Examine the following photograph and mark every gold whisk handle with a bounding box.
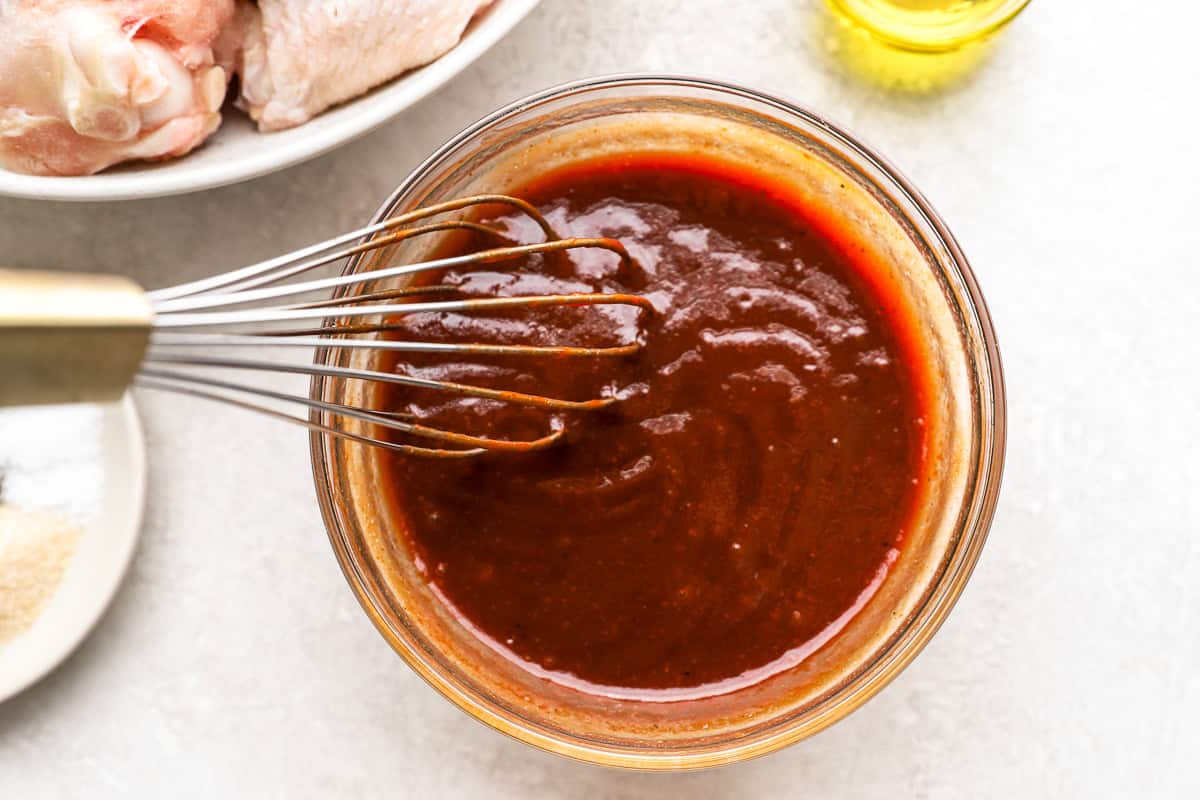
[0,269,152,407]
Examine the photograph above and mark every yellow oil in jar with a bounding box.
[819,0,1027,93]
[825,0,1030,52]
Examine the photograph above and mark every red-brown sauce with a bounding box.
[376,153,930,699]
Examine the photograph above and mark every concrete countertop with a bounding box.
[1,1,1196,796]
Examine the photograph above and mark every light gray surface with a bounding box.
[1,1,1197,796]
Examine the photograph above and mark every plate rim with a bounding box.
[0,0,541,203]
[0,394,147,704]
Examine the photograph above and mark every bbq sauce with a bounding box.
[375,152,930,698]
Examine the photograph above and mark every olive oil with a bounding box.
[825,0,1029,52]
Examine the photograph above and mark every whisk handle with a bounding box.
[0,269,152,407]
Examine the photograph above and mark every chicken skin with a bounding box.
[0,0,235,175]
[236,0,493,131]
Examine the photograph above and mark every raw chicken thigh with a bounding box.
[0,0,235,175]
[236,0,493,131]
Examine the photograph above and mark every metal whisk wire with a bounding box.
[135,195,652,457]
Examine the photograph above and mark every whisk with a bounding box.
[0,195,652,457]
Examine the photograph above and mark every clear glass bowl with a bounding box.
[309,75,1006,770]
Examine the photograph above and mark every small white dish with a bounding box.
[0,0,540,202]
[0,395,146,703]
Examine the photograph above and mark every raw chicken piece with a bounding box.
[0,0,236,176]
[236,0,493,132]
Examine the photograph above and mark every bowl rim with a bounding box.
[309,73,1007,770]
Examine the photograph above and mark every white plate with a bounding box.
[0,0,540,202]
[0,395,146,703]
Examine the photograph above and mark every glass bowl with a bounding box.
[309,75,1006,770]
